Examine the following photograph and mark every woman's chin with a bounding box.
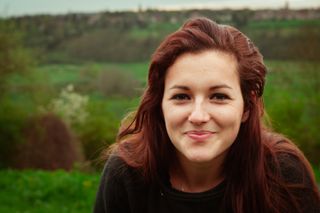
[185,153,215,164]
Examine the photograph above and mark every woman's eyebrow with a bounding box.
[169,84,232,90]
[169,85,190,90]
[209,84,232,90]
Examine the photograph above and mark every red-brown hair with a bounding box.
[111,17,319,212]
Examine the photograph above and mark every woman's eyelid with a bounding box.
[210,92,231,100]
[170,93,191,100]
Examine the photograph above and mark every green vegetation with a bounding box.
[0,169,100,213]
[247,19,320,29]
[2,59,319,167]
[0,21,36,168]
[4,11,319,63]
[264,61,320,164]
[0,166,319,212]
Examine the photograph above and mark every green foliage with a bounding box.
[0,21,34,90]
[245,24,320,61]
[0,169,100,213]
[314,166,320,182]
[77,100,119,167]
[0,99,30,167]
[0,21,37,168]
[100,62,149,84]
[2,59,319,170]
[76,97,139,168]
[247,19,320,29]
[6,10,320,63]
[264,61,320,165]
[63,28,159,63]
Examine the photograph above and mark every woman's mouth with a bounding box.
[186,130,215,141]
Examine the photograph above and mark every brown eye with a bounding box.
[171,94,190,100]
[210,93,229,101]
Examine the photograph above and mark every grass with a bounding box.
[0,169,100,213]
[0,166,319,213]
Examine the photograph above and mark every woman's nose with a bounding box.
[188,102,210,125]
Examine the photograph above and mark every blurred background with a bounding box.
[0,0,319,212]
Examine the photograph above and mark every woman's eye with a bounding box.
[210,93,229,101]
[171,94,190,100]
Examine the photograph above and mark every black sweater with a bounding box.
[93,154,320,213]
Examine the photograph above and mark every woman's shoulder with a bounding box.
[101,152,145,186]
[102,153,134,178]
[94,153,146,212]
[262,131,314,185]
[104,153,127,172]
[275,152,311,185]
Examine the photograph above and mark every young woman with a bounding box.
[93,17,320,213]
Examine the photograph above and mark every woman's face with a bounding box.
[161,50,248,164]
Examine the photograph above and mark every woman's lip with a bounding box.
[185,131,215,141]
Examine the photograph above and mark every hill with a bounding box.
[1,8,320,63]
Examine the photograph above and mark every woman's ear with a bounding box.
[241,110,249,122]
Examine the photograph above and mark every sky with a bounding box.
[0,0,319,17]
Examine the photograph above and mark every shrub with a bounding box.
[13,113,83,170]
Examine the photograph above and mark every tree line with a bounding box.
[1,9,319,64]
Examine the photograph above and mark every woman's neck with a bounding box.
[170,151,227,193]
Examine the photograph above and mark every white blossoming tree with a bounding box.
[42,84,89,127]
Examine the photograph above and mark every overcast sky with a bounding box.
[0,0,319,17]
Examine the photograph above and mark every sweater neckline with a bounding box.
[158,169,226,201]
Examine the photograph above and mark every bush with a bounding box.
[13,113,83,170]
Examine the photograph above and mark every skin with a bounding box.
[161,50,248,192]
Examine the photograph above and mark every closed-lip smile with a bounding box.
[185,130,215,141]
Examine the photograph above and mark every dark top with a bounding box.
[93,154,320,213]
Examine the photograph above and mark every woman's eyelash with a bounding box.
[170,93,230,101]
[210,93,230,100]
[171,94,190,100]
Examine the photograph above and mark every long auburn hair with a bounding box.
[110,17,319,212]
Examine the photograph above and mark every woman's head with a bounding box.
[118,17,267,178]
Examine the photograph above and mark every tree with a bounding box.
[0,20,33,94]
[0,20,35,168]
